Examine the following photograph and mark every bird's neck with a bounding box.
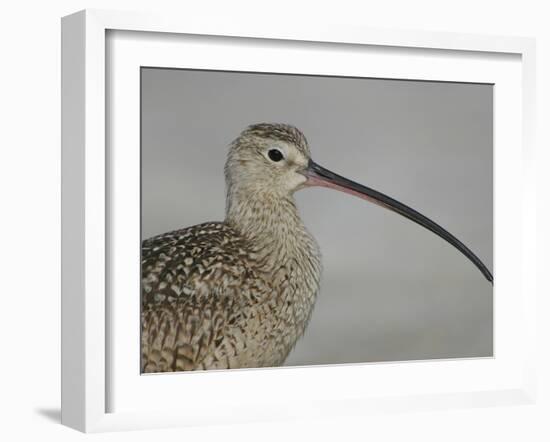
[225,188,321,273]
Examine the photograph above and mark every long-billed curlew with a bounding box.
[141,123,492,373]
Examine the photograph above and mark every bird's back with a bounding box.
[141,221,316,372]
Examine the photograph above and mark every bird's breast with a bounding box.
[242,226,322,363]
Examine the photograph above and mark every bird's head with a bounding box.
[225,123,312,197]
[224,123,493,284]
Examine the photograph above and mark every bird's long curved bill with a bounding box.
[303,160,493,284]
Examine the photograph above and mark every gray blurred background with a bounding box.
[141,68,493,366]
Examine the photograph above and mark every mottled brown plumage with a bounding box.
[141,124,322,372]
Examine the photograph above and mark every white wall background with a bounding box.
[0,1,548,441]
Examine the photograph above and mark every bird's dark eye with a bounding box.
[268,149,284,162]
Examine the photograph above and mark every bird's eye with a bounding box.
[268,149,284,162]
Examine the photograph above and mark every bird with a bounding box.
[141,123,493,373]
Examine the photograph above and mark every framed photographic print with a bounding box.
[61,9,537,432]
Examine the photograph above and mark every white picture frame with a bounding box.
[61,9,537,433]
